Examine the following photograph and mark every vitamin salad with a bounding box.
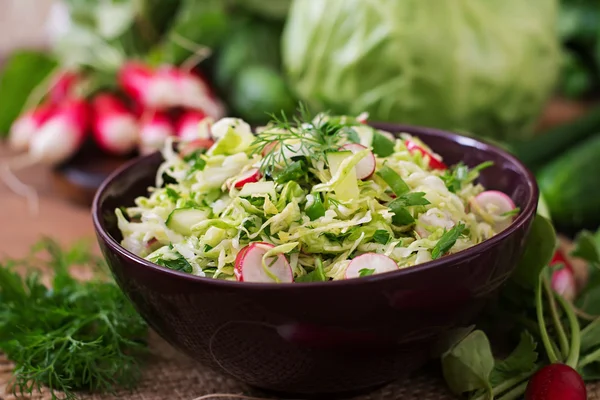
[116,111,519,282]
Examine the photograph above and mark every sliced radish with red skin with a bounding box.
[261,141,279,156]
[525,364,586,400]
[234,245,251,281]
[340,143,376,179]
[231,168,261,189]
[91,93,138,155]
[8,103,56,151]
[405,139,447,170]
[345,253,399,279]
[235,242,293,283]
[179,138,215,158]
[470,190,516,231]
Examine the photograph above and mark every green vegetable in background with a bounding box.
[214,19,283,90]
[0,239,148,399]
[0,51,57,136]
[230,65,296,125]
[233,0,292,21]
[557,0,600,98]
[159,0,231,65]
[283,0,561,141]
[537,134,600,235]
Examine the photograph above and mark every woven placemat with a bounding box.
[2,331,600,400]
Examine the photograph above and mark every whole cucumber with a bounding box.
[537,134,600,234]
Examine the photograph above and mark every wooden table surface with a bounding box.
[0,146,95,258]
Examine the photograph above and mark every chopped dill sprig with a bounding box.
[250,103,363,175]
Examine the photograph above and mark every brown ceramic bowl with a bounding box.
[92,123,538,396]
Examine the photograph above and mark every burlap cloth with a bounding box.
[0,330,599,400]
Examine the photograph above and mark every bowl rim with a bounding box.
[92,122,539,290]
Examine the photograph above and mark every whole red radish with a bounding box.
[525,364,586,400]
[8,103,55,151]
[119,62,178,110]
[49,70,78,104]
[175,109,211,142]
[172,68,225,119]
[29,98,89,165]
[91,93,138,155]
[138,111,174,155]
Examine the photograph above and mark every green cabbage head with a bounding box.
[282,0,561,141]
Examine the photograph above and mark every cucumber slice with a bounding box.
[327,151,359,201]
[166,208,209,235]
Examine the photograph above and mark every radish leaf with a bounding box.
[511,215,556,290]
[571,229,600,265]
[441,330,494,396]
[490,331,538,386]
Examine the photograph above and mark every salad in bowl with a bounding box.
[116,111,519,283]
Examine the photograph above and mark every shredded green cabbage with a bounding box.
[116,113,517,282]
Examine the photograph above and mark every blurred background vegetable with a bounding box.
[282,0,561,142]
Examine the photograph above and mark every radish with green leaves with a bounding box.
[234,242,293,283]
[91,93,138,155]
[138,111,174,155]
[340,143,375,179]
[345,253,399,279]
[8,103,56,152]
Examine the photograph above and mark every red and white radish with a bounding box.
[173,69,225,119]
[8,103,55,151]
[138,111,175,155]
[470,190,516,232]
[231,168,261,189]
[49,70,78,104]
[551,267,577,302]
[340,143,376,179]
[405,139,447,170]
[175,109,211,142]
[179,138,215,158]
[29,98,89,165]
[119,62,178,110]
[525,364,586,400]
[234,242,293,283]
[345,253,399,279]
[91,93,138,155]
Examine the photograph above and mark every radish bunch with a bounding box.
[5,63,224,213]
[7,63,225,163]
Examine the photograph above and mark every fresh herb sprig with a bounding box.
[250,104,362,176]
[0,238,148,400]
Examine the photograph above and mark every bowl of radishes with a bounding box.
[92,117,539,394]
[5,62,224,207]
